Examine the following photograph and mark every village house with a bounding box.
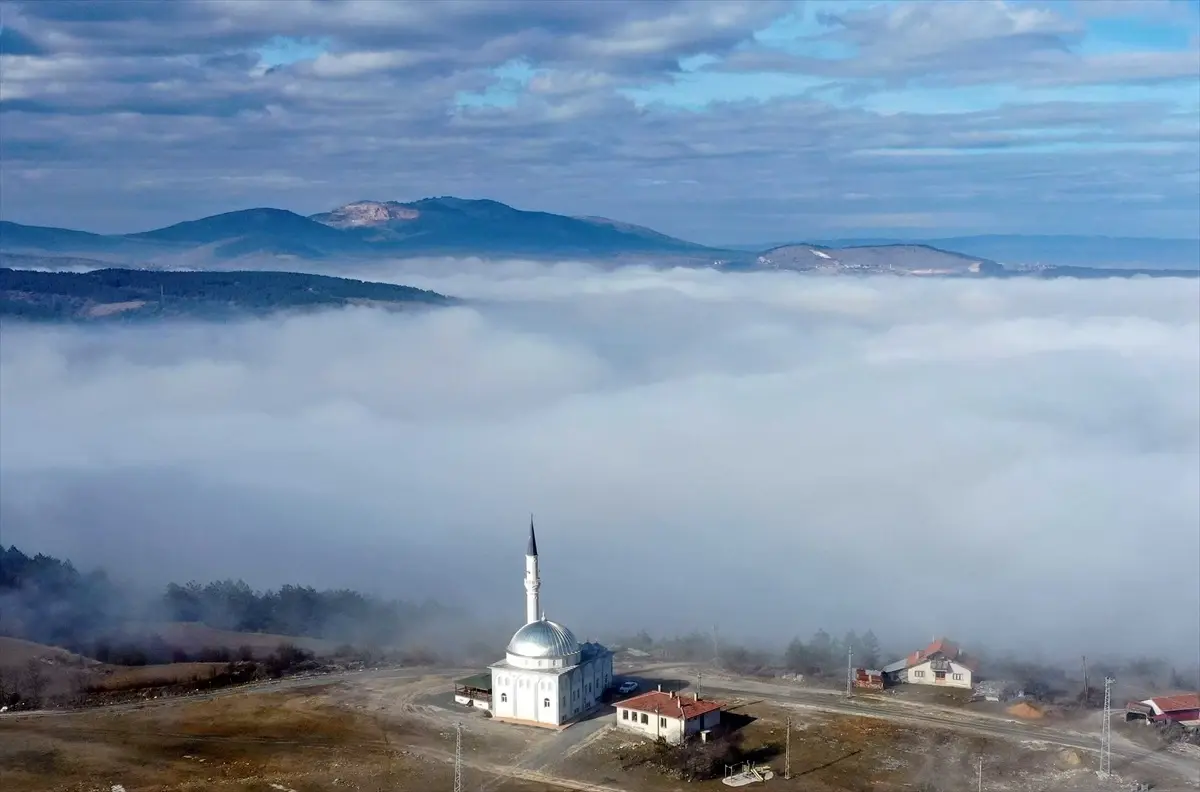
[614,687,723,745]
[882,638,978,689]
[1125,693,1200,727]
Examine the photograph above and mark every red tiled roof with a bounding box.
[618,690,724,721]
[1146,693,1200,713]
[904,637,978,671]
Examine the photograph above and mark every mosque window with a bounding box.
[501,693,508,703]
[543,698,550,708]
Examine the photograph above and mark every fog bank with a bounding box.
[2,263,1197,663]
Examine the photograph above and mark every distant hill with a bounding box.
[746,243,1002,276]
[0,267,452,322]
[0,198,725,265]
[308,196,717,258]
[129,207,366,259]
[799,235,1200,271]
[2,200,1197,275]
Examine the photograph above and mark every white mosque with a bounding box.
[456,519,613,727]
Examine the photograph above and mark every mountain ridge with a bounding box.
[2,198,1197,276]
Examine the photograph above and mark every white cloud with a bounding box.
[1,264,1196,663]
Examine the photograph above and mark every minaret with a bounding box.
[524,515,541,625]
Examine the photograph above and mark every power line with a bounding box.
[1101,676,1115,778]
[453,721,463,792]
[784,715,792,780]
[846,643,854,698]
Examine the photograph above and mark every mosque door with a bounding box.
[517,679,535,721]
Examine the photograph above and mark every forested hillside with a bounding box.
[0,267,452,321]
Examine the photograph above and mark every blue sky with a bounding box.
[0,0,1197,242]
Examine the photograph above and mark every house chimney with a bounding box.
[694,692,699,702]
[657,684,662,692]
[671,690,676,698]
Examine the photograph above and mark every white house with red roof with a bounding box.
[615,687,724,745]
[881,638,978,689]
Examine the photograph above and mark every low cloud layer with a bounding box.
[2,265,1198,663]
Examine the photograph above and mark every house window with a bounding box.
[952,673,963,681]
[543,698,550,708]
[640,713,648,724]
[622,710,629,720]
[659,717,667,728]
[501,693,508,703]
[914,670,925,678]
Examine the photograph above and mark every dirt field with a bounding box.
[5,668,1194,792]
[0,637,252,706]
[565,701,1126,792]
[0,629,358,710]
[0,686,557,792]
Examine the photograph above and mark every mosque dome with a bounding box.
[506,618,580,659]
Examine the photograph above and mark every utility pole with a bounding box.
[453,721,463,792]
[1101,676,1115,777]
[1082,655,1089,705]
[697,669,702,698]
[784,716,792,780]
[846,643,854,698]
[977,755,982,791]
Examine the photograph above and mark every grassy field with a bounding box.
[88,663,232,693]
[0,692,553,792]
[0,626,342,709]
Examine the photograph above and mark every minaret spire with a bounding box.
[524,515,541,625]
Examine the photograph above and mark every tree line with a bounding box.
[615,627,886,678]
[0,545,450,660]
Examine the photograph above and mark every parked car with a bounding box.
[617,680,639,694]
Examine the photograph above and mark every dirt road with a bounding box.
[6,660,1196,788]
[685,672,1198,786]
